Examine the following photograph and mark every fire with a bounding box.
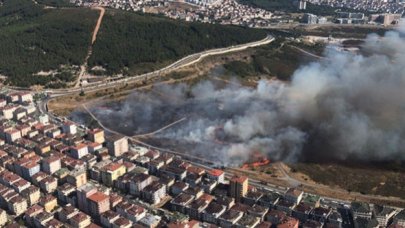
[241,151,271,169]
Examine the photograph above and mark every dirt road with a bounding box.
[91,7,105,45]
[74,7,105,88]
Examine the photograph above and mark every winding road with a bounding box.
[38,35,275,97]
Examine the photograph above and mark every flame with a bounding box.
[241,151,270,169]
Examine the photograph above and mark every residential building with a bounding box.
[88,191,111,218]
[101,210,120,228]
[142,181,166,204]
[298,0,306,9]
[202,202,227,224]
[236,214,261,228]
[351,202,372,219]
[354,217,379,228]
[106,135,128,157]
[39,176,58,193]
[218,209,244,228]
[243,190,264,206]
[70,144,89,159]
[63,122,77,135]
[207,169,225,183]
[171,193,195,214]
[8,195,28,215]
[277,216,299,228]
[0,208,7,227]
[310,206,331,222]
[187,193,213,220]
[21,186,40,206]
[88,128,105,144]
[39,194,57,212]
[67,169,87,188]
[101,162,126,187]
[393,210,405,226]
[112,217,133,228]
[230,175,248,202]
[77,183,97,214]
[129,173,153,196]
[373,204,396,227]
[41,156,61,174]
[70,211,92,228]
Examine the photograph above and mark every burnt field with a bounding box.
[289,162,405,199]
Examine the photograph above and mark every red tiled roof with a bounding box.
[88,191,109,203]
[231,175,248,183]
[208,169,224,177]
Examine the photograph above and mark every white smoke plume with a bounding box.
[85,25,405,165]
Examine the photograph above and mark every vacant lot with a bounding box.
[223,39,321,81]
[269,25,391,39]
[290,163,405,199]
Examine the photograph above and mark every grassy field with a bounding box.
[223,39,321,81]
[290,163,405,199]
[88,9,267,76]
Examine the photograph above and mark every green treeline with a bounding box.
[88,10,267,75]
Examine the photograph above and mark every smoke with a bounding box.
[85,25,405,165]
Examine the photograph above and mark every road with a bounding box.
[8,35,274,97]
[30,31,405,208]
[289,45,324,59]
[74,7,105,88]
[133,117,188,138]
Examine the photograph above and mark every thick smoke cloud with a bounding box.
[86,25,405,165]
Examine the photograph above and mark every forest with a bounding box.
[0,0,266,87]
[88,10,267,75]
[36,0,74,7]
[0,0,97,87]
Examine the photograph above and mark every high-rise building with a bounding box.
[88,191,110,218]
[229,176,248,202]
[302,13,318,24]
[106,135,128,157]
[298,0,306,10]
[88,128,105,144]
[77,183,97,214]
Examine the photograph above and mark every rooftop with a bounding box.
[88,191,109,203]
[373,204,395,216]
[285,188,303,198]
[231,175,248,183]
[351,202,371,213]
[208,169,224,177]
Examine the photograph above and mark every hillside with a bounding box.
[0,0,98,87]
[36,0,74,7]
[0,1,267,87]
[88,10,267,75]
